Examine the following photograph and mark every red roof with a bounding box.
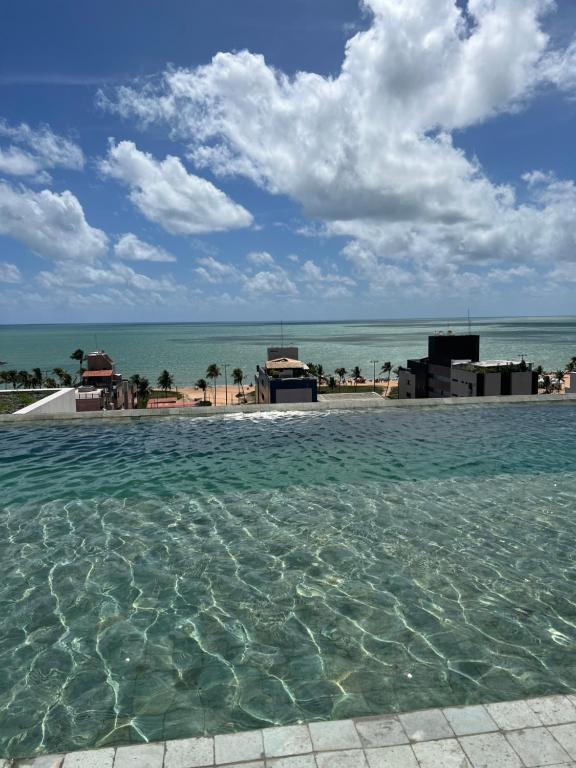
[83,370,114,378]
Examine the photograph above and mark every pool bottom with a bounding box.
[1,470,576,757]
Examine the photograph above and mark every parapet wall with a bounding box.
[0,391,575,424]
[11,388,76,416]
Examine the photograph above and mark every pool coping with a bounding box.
[1,392,575,424]
[10,692,576,766]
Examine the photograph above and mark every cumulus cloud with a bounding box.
[0,261,21,283]
[247,250,275,266]
[114,232,176,262]
[37,261,176,292]
[0,119,84,182]
[540,37,576,94]
[102,0,576,298]
[100,140,253,235]
[0,181,108,262]
[195,255,240,283]
[243,269,298,297]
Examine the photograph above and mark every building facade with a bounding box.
[256,347,318,404]
[398,334,538,399]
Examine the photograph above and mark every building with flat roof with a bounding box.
[78,350,133,410]
[256,347,318,404]
[398,333,538,399]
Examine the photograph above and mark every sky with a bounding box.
[0,0,575,323]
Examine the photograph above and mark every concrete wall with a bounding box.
[510,371,536,395]
[13,388,76,416]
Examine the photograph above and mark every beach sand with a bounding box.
[178,379,398,407]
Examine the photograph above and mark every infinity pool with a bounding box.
[1,404,576,757]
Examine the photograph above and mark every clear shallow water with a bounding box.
[1,404,576,757]
[1,316,575,385]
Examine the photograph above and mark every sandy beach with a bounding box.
[175,379,399,407]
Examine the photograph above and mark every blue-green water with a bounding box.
[1,404,576,757]
[1,316,575,386]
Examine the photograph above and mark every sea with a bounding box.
[1,316,575,387]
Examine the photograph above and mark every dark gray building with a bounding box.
[398,333,538,399]
[256,347,318,404]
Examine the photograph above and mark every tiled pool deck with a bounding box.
[11,694,576,768]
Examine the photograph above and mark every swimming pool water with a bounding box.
[1,404,575,757]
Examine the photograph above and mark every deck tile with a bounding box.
[526,696,576,725]
[62,750,114,768]
[355,715,408,748]
[459,732,523,767]
[548,724,576,759]
[266,756,317,768]
[412,738,472,768]
[443,705,498,736]
[309,720,362,751]
[164,736,214,767]
[399,709,453,742]
[364,745,418,768]
[263,725,313,757]
[315,749,368,768]
[485,700,542,731]
[506,726,570,766]
[115,743,165,768]
[214,731,264,764]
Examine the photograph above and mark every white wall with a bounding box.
[14,388,76,416]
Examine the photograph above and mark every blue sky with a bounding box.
[0,0,575,323]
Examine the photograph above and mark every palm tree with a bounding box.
[195,378,209,404]
[136,377,150,407]
[352,366,362,389]
[157,370,174,397]
[543,374,552,394]
[380,361,392,397]
[130,373,141,388]
[328,375,336,390]
[566,357,576,372]
[70,349,85,380]
[31,368,43,388]
[335,367,347,388]
[306,362,318,380]
[232,368,245,402]
[17,370,33,388]
[555,369,565,393]
[206,363,221,405]
[52,367,72,387]
[316,364,325,385]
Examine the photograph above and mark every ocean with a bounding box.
[1,316,575,387]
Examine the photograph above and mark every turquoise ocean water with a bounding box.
[1,316,575,386]
[1,403,576,757]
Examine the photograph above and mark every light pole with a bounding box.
[223,363,229,405]
[370,360,378,392]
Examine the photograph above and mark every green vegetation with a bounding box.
[0,391,49,414]
[149,389,183,400]
[206,363,221,405]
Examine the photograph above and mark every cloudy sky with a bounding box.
[0,0,575,323]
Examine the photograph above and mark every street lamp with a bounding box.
[370,360,378,392]
[223,363,229,405]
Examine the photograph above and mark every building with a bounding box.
[398,333,538,399]
[256,347,317,404]
[77,350,133,411]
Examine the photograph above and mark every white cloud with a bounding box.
[37,261,177,292]
[104,0,576,298]
[540,37,576,94]
[0,181,108,262]
[100,140,253,235]
[0,261,21,283]
[0,119,84,182]
[243,269,298,297]
[195,255,240,283]
[114,233,176,262]
[247,250,275,266]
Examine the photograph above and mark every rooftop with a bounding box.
[82,369,114,378]
[265,357,308,370]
